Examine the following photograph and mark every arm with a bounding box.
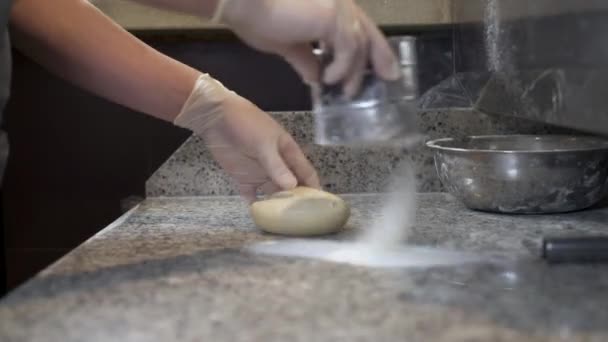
[10,0,200,122]
[9,0,319,199]
[134,0,400,96]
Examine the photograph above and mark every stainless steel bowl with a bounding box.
[426,135,608,214]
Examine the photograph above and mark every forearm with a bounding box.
[10,0,201,122]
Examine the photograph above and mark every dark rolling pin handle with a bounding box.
[542,237,608,264]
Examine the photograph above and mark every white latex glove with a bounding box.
[213,0,400,97]
[174,74,320,203]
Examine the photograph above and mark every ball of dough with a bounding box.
[250,187,350,236]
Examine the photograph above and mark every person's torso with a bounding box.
[0,0,13,182]
[0,0,13,114]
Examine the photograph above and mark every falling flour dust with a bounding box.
[246,159,484,269]
[244,1,519,269]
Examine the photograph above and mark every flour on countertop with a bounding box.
[247,159,485,268]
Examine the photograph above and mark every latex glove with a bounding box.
[174,74,320,203]
[214,0,400,97]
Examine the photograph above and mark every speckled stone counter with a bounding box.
[146,110,571,196]
[1,194,607,341]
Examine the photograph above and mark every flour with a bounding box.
[247,240,482,269]
[246,158,484,269]
[485,0,503,72]
[360,159,417,249]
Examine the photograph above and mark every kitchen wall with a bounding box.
[91,0,453,30]
[92,0,608,30]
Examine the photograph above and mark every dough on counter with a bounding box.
[250,187,350,236]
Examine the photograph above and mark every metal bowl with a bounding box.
[426,135,608,214]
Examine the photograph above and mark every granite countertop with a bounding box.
[1,193,608,341]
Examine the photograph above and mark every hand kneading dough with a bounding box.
[250,187,350,236]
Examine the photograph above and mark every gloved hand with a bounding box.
[213,0,400,97]
[174,74,320,203]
